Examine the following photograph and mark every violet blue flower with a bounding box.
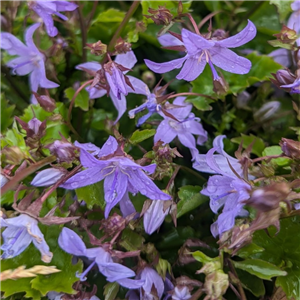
[145,20,256,82]
[196,137,251,237]
[288,0,300,46]
[172,287,191,300]
[127,267,165,300]
[61,136,171,218]
[58,227,144,289]
[76,51,149,123]
[1,23,59,103]
[154,96,207,160]
[29,1,78,37]
[143,200,170,235]
[193,135,243,177]
[31,168,66,187]
[281,77,300,94]
[0,213,53,262]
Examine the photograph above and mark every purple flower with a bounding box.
[58,227,144,289]
[29,1,78,37]
[172,287,191,300]
[193,135,243,177]
[288,0,300,46]
[127,267,165,300]
[281,77,300,94]
[145,20,256,82]
[76,51,149,123]
[61,136,171,218]
[31,168,66,187]
[195,136,251,237]
[0,214,53,262]
[154,96,207,160]
[1,23,59,103]
[143,200,170,235]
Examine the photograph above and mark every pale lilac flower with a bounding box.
[58,227,144,289]
[29,1,78,37]
[281,77,300,94]
[61,136,171,218]
[1,23,59,103]
[0,214,53,262]
[76,51,148,123]
[196,136,251,237]
[193,135,243,177]
[0,174,9,188]
[268,48,291,67]
[31,168,66,186]
[154,97,207,160]
[288,0,300,46]
[145,20,256,81]
[143,200,170,235]
[127,267,165,300]
[172,286,191,300]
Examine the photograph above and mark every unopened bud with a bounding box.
[45,139,77,163]
[86,40,107,56]
[2,146,25,165]
[100,213,126,236]
[141,71,155,88]
[280,138,300,159]
[136,21,147,32]
[236,91,251,109]
[272,69,296,86]
[253,101,280,122]
[145,6,173,25]
[32,92,56,112]
[269,25,298,49]
[114,37,131,54]
[31,168,67,187]
[213,76,229,95]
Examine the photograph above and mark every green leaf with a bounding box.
[1,96,15,133]
[1,225,82,299]
[177,186,208,218]
[104,282,120,300]
[76,182,105,210]
[192,251,215,264]
[270,0,293,22]
[262,146,291,166]
[236,268,266,297]
[187,96,212,111]
[236,243,265,259]
[129,129,156,144]
[1,189,26,206]
[251,217,300,300]
[119,228,145,251]
[64,87,89,112]
[232,258,287,280]
[231,134,265,156]
[94,8,126,23]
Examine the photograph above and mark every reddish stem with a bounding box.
[186,13,201,35]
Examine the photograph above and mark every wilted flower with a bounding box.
[58,227,144,288]
[1,213,53,262]
[61,136,171,218]
[28,0,78,37]
[154,96,208,160]
[1,23,59,103]
[32,91,56,112]
[145,20,256,82]
[46,138,77,163]
[31,168,67,187]
[280,138,300,159]
[145,6,173,25]
[76,51,148,123]
[86,40,107,56]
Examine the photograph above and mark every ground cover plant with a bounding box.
[1,1,300,299]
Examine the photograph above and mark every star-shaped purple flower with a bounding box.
[29,1,78,37]
[154,96,208,160]
[193,136,251,237]
[58,227,144,289]
[76,51,149,123]
[1,23,59,103]
[0,213,53,262]
[61,136,171,218]
[145,20,256,82]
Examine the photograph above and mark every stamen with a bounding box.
[76,260,97,281]
[207,60,220,80]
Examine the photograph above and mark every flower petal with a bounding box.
[7,57,34,76]
[210,47,251,75]
[88,87,107,99]
[114,50,137,71]
[55,1,78,11]
[144,56,187,74]
[98,136,118,157]
[74,141,101,156]
[58,227,87,256]
[176,56,206,81]
[117,278,145,289]
[79,148,107,168]
[0,32,28,56]
[33,6,58,37]
[109,91,127,124]
[216,20,256,48]
[76,62,102,72]
[126,75,150,96]
[119,192,136,217]
[158,33,184,47]
[97,261,135,281]
[154,120,177,144]
[25,23,41,53]
[37,59,60,88]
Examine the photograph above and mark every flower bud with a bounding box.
[145,6,173,25]
[271,25,298,47]
[271,69,296,87]
[141,71,156,88]
[86,40,107,56]
[114,37,131,54]
[45,139,77,163]
[280,138,300,159]
[253,101,281,122]
[32,92,56,112]
[213,76,229,95]
[31,168,67,187]
[100,213,126,236]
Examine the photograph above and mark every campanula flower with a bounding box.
[58,227,144,289]
[61,136,171,218]
[29,0,78,37]
[173,286,192,300]
[145,20,256,82]
[154,96,207,160]
[288,0,300,45]
[1,23,59,103]
[0,213,53,262]
[195,136,251,237]
[281,77,300,94]
[76,51,149,123]
[31,168,66,187]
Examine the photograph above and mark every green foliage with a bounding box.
[1,225,82,299]
[129,129,156,144]
[177,185,208,218]
[262,146,291,166]
[1,96,15,133]
[231,134,265,156]
[120,228,145,251]
[104,282,120,300]
[65,87,90,112]
[76,182,105,210]
[270,0,293,22]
